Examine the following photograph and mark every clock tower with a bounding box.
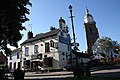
[84,8,99,57]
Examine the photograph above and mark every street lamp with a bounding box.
[69,5,78,77]
[69,5,76,46]
[20,49,23,70]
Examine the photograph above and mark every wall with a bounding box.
[8,51,20,70]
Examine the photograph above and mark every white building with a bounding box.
[7,48,21,70]
[20,17,71,71]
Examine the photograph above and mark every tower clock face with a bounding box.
[84,15,94,23]
[88,16,94,22]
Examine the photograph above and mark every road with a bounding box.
[91,68,120,78]
[7,68,120,79]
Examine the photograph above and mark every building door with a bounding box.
[32,61,39,71]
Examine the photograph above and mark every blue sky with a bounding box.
[18,0,120,51]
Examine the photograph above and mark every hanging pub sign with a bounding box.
[59,35,70,44]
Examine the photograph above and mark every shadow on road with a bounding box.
[92,70,120,78]
[23,77,70,80]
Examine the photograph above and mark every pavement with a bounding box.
[25,71,73,77]
[24,71,73,79]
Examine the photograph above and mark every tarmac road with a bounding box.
[25,68,120,79]
[91,68,120,78]
[7,66,120,80]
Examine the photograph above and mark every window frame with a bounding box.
[50,40,54,47]
[34,45,38,53]
[25,47,29,56]
[17,52,19,59]
[10,55,12,60]
[45,42,50,52]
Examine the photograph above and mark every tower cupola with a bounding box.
[84,8,95,23]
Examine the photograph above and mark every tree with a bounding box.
[0,0,31,55]
[112,40,120,46]
[93,37,113,61]
[93,36,120,62]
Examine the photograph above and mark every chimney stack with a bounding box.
[59,17,66,29]
[27,31,33,39]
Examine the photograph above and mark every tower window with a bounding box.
[89,27,92,34]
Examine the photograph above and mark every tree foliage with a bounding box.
[112,40,120,46]
[0,0,31,55]
[93,36,120,60]
[97,37,113,54]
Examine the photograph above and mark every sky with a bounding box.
[16,0,120,52]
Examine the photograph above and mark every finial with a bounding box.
[69,5,72,9]
[60,17,62,19]
[86,6,89,14]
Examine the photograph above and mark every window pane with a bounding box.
[10,62,12,69]
[17,52,19,59]
[55,42,58,49]
[34,45,38,53]
[50,40,54,47]
[45,43,50,52]
[25,47,29,56]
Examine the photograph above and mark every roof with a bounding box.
[21,29,60,45]
[0,52,8,63]
[12,48,21,52]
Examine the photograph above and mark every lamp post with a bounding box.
[69,5,78,77]
[69,5,76,46]
[20,49,23,70]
